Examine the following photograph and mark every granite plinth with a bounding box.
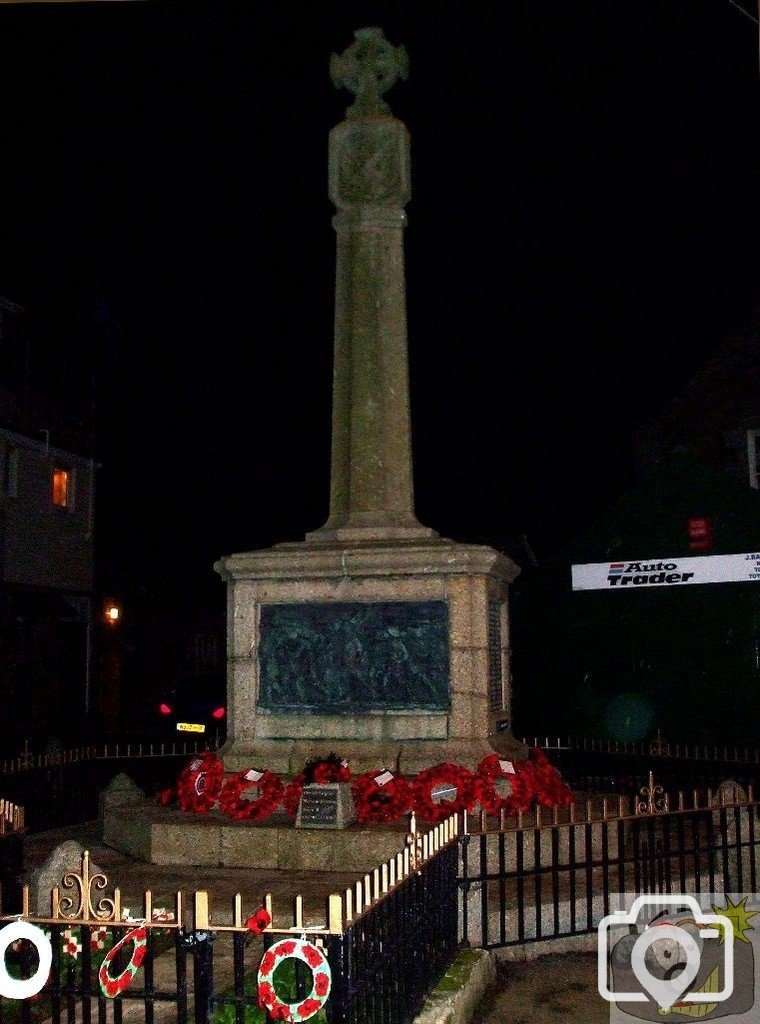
[103,802,412,874]
[216,537,524,774]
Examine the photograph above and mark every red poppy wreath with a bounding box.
[219,769,284,822]
[176,751,224,814]
[351,769,412,825]
[411,762,476,822]
[473,754,536,815]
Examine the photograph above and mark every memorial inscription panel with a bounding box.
[298,786,339,827]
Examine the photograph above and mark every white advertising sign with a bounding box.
[571,552,760,591]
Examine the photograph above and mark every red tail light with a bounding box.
[211,706,226,720]
[159,703,172,715]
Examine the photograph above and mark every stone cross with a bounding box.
[309,28,433,543]
[330,27,409,120]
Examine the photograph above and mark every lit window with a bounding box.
[52,467,71,508]
[748,430,760,490]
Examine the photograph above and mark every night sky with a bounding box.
[0,1,758,612]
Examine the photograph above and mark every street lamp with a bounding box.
[103,601,121,626]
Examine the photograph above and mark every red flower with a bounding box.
[259,950,276,976]
[269,1005,292,1021]
[257,980,276,1008]
[297,997,322,1017]
[301,943,324,968]
[116,973,132,994]
[283,773,306,817]
[314,971,330,997]
[301,753,351,785]
[274,940,297,956]
[524,748,574,807]
[245,908,271,935]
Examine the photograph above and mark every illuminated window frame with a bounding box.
[52,466,74,510]
[748,430,760,490]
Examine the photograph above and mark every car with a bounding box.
[155,674,227,747]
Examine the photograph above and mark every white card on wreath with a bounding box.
[374,771,394,787]
[189,759,203,772]
[499,759,516,774]
[245,769,263,782]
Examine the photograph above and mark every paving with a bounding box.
[474,951,611,1024]
[20,820,364,928]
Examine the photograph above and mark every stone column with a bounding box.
[308,27,434,544]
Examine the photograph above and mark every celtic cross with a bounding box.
[330,27,409,119]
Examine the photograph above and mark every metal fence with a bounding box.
[522,733,760,801]
[0,741,210,833]
[0,815,459,1024]
[459,781,760,950]
[0,798,23,925]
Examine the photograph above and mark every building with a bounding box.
[0,297,97,750]
[633,305,760,489]
[511,312,760,747]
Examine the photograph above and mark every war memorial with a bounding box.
[104,28,529,870]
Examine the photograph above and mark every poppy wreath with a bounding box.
[98,926,148,998]
[257,937,332,1022]
[282,753,351,818]
[472,754,536,815]
[351,769,413,825]
[219,769,284,822]
[411,762,476,822]
[176,751,225,813]
[524,747,574,807]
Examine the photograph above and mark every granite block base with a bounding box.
[102,802,412,874]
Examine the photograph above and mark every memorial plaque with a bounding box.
[259,601,449,712]
[295,782,356,829]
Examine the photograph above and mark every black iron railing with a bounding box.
[0,742,211,832]
[319,838,459,1023]
[522,734,760,801]
[0,817,460,1024]
[459,792,760,949]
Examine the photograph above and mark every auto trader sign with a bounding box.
[571,552,760,591]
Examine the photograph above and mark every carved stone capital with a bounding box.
[329,118,411,209]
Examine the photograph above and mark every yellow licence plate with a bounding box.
[177,723,206,733]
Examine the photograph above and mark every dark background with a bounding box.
[0,0,758,616]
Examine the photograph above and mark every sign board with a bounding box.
[572,552,760,592]
[295,783,356,829]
